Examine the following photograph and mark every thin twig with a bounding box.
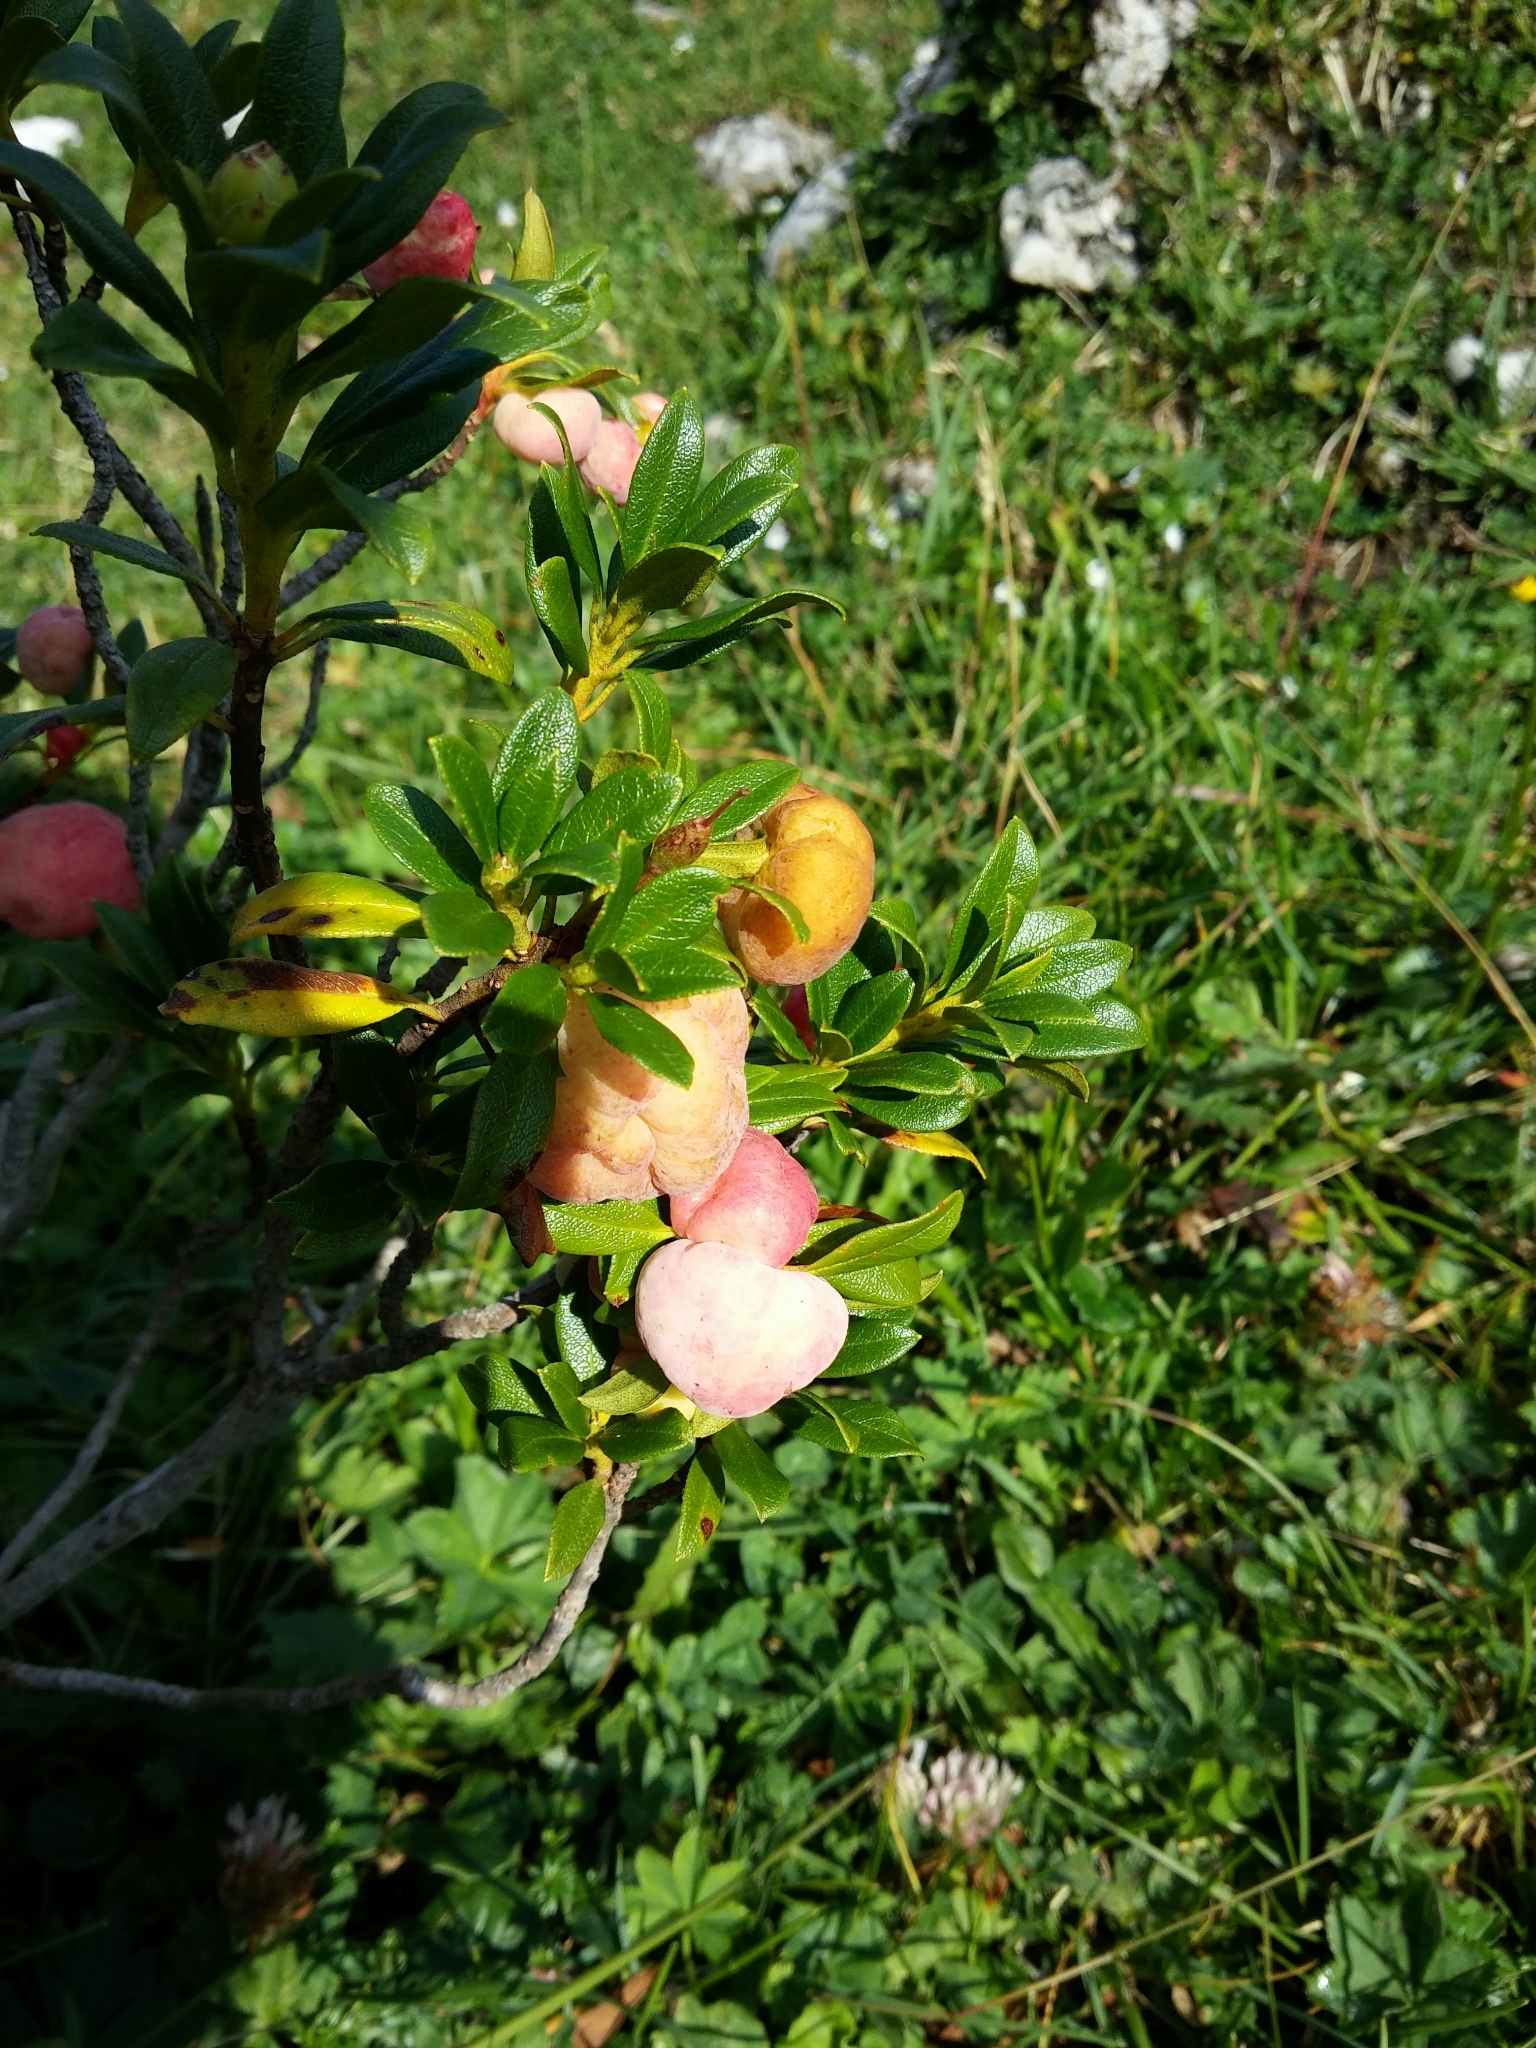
[155,718,230,863]
[0,996,81,1043]
[218,486,243,611]
[126,761,155,885]
[195,476,218,582]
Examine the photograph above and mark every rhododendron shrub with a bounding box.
[0,0,1144,1713]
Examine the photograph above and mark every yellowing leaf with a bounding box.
[160,959,438,1037]
[230,872,423,943]
[882,1128,986,1176]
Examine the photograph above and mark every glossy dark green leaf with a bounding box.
[485,964,566,1056]
[116,0,225,180]
[834,969,913,1054]
[278,276,479,403]
[544,766,682,857]
[585,991,694,1087]
[713,1422,790,1520]
[527,551,588,675]
[420,889,516,959]
[426,734,497,861]
[625,669,673,762]
[743,1061,847,1135]
[297,599,513,685]
[682,443,801,566]
[332,1029,417,1157]
[248,0,344,184]
[845,1051,971,1097]
[459,1352,546,1420]
[541,1199,672,1255]
[1027,1001,1146,1060]
[631,589,842,671]
[0,141,191,340]
[582,836,646,957]
[938,818,1040,993]
[94,902,177,997]
[316,467,432,584]
[388,1160,457,1226]
[807,1192,964,1276]
[622,389,705,563]
[824,1258,930,1311]
[31,939,169,1038]
[677,1445,726,1561]
[554,1293,610,1384]
[500,1414,584,1472]
[671,760,801,838]
[612,543,722,616]
[185,233,332,347]
[546,1477,606,1580]
[580,1354,669,1416]
[528,449,603,598]
[34,515,216,593]
[612,867,733,951]
[595,941,740,1004]
[839,1086,975,1133]
[330,84,507,281]
[271,1159,398,1232]
[832,1319,920,1377]
[454,1048,557,1209]
[364,782,482,891]
[126,640,235,762]
[494,688,580,862]
[595,1407,694,1463]
[31,299,235,443]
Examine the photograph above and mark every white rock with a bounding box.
[999,157,1138,294]
[1497,349,1536,418]
[1085,557,1110,590]
[1163,522,1186,552]
[830,39,883,94]
[1084,0,1198,125]
[13,115,82,158]
[1444,335,1483,385]
[761,156,855,281]
[694,112,839,215]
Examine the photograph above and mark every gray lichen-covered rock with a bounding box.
[1084,0,1199,126]
[693,113,840,215]
[761,156,856,282]
[999,158,1139,294]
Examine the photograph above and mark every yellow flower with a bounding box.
[1511,574,1536,603]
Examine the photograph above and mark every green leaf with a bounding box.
[585,991,694,1087]
[31,939,169,1038]
[835,970,913,1053]
[528,451,603,600]
[0,140,191,341]
[332,1029,417,1157]
[459,1352,546,1420]
[623,389,705,562]
[271,1159,398,1233]
[494,688,580,863]
[145,853,228,977]
[185,233,332,348]
[939,819,1041,993]
[677,1445,725,1561]
[580,1354,669,1416]
[501,1414,584,1472]
[839,1086,976,1134]
[277,276,480,403]
[33,516,215,593]
[807,1191,964,1276]
[116,0,224,180]
[541,1200,672,1255]
[544,766,682,857]
[485,964,566,1056]
[745,1061,847,1134]
[427,734,497,861]
[1027,1001,1146,1060]
[388,1160,457,1225]
[420,888,516,959]
[582,836,646,958]
[554,1294,609,1384]
[598,1243,647,1307]
[824,1258,930,1312]
[595,1407,694,1463]
[454,1048,557,1210]
[94,901,177,996]
[264,164,383,246]
[713,1423,791,1520]
[1013,1056,1091,1102]
[631,590,842,671]
[528,551,589,675]
[316,467,432,584]
[612,867,734,950]
[542,1352,593,1436]
[833,1319,920,1377]
[1029,940,1134,1001]
[595,941,740,1004]
[845,1401,923,1457]
[671,761,802,839]
[682,444,801,566]
[524,843,620,893]
[625,670,673,761]
[752,988,811,1063]
[299,599,513,686]
[0,694,125,762]
[248,0,344,185]
[30,300,235,443]
[1002,906,1098,962]
[546,1477,606,1579]
[364,782,482,891]
[140,1069,231,1131]
[613,543,722,616]
[844,1051,971,1097]
[126,640,236,762]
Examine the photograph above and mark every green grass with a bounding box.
[3,2,1536,2045]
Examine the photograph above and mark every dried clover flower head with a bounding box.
[891,1740,1022,1851]
[219,1794,317,1946]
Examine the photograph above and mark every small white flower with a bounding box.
[1162,522,1186,553]
[991,579,1025,619]
[762,518,791,553]
[671,28,695,54]
[919,1748,1023,1850]
[1332,1070,1367,1100]
[1279,673,1300,700]
[496,199,520,229]
[1120,465,1142,487]
[1085,557,1110,591]
[865,521,892,552]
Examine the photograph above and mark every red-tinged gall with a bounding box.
[206,142,298,245]
[16,605,92,696]
[0,801,139,939]
[578,418,642,504]
[634,391,668,427]
[492,387,602,466]
[634,1239,849,1419]
[363,189,479,292]
[44,724,87,767]
[669,1126,820,1266]
[781,985,816,1053]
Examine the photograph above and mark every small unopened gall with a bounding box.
[0,801,139,939]
[16,605,92,696]
[206,142,297,244]
[492,387,602,466]
[635,1239,848,1419]
[44,723,87,767]
[362,189,479,293]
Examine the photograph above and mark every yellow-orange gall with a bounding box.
[718,783,874,986]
